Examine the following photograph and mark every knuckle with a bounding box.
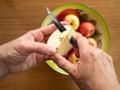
[87,48,103,61]
[59,62,66,69]
[105,53,113,64]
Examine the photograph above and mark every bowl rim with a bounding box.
[41,3,109,75]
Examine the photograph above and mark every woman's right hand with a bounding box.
[53,36,120,90]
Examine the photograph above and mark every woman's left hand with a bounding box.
[0,21,68,78]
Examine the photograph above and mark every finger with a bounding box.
[77,36,89,54]
[53,54,76,74]
[27,42,56,55]
[40,21,69,36]
[30,24,57,42]
[30,21,69,41]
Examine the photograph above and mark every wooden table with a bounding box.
[0,0,120,90]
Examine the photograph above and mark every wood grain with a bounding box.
[0,0,120,90]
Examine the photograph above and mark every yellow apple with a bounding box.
[64,14,80,31]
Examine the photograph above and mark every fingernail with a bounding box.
[49,47,56,55]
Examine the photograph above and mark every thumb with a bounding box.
[28,42,56,55]
[53,53,75,74]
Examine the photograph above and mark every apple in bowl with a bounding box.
[64,14,80,31]
[79,21,95,38]
[56,8,80,31]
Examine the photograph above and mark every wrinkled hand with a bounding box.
[53,37,120,90]
[0,22,68,78]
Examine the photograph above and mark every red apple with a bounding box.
[88,38,97,48]
[56,8,80,21]
[64,14,80,31]
[79,22,95,38]
[67,49,78,64]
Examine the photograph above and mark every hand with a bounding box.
[0,21,68,78]
[53,36,120,90]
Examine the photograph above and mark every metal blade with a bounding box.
[46,7,66,32]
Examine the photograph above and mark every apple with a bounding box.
[47,25,76,56]
[56,8,80,21]
[88,38,97,48]
[67,49,78,64]
[64,14,80,31]
[79,22,95,38]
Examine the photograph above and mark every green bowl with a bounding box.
[41,3,109,75]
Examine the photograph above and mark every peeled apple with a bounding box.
[47,25,75,56]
